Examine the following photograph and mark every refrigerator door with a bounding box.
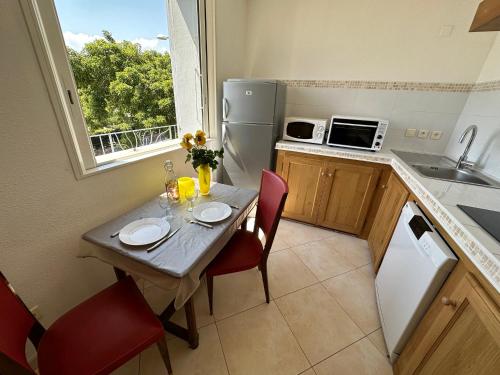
[223,81,277,124]
[222,122,275,190]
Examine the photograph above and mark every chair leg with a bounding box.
[260,263,270,303]
[207,275,214,316]
[157,335,173,374]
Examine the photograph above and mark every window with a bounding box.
[20,0,208,177]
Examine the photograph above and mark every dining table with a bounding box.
[79,182,258,349]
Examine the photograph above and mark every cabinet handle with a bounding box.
[380,184,387,189]
[441,297,457,307]
[321,172,326,176]
[328,173,333,177]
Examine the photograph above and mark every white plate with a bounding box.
[192,202,232,223]
[119,218,170,246]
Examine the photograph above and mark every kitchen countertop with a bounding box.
[276,140,500,293]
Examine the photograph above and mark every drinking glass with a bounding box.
[159,193,173,220]
[185,188,199,212]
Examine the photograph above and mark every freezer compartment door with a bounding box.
[222,122,275,190]
[223,81,277,124]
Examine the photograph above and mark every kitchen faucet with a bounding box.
[455,125,478,169]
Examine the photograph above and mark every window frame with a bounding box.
[19,0,210,179]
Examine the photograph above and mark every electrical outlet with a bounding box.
[418,129,430,139]
[431,131,443,140]
[30,305,42,320]
[405,128,417,137]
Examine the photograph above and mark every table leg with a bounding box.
[184,297,199,349]
[158,297,199,349]
[241,217,248,231]
[113,267,127,280]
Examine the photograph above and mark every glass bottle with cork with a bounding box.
[164,160,179,202]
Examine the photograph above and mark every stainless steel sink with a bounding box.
[392,150,500,189]
[411,165,494,186]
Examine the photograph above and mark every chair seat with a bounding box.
[207,230,263,276]
[37,277,164,375]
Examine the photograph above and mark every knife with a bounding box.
[146,227,181,252]
[189,220,214,229]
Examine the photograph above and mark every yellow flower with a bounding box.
[180,133,194,150]
[180,140,192,150]
[194,130,206,146]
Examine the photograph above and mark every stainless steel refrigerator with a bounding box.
[222,79,286,190]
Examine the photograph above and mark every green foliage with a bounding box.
[67,30,175,135]
[186,147,224,171]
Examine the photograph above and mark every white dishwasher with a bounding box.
[375,201,457,363]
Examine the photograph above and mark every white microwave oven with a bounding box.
[282,117,327,144]
[326,115,389,151]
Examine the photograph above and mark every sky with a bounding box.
[54,0,170,52]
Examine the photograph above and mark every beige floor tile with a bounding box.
[322,265,380,334]
[300,369,316,375]
[111,355,140,375]
[217,302,310,375]
[324,233,372,267]
[314,337,392,375]
[268,249,319,298]
[140,324,228,375]
[277,220,336,248]
[142,280,215,330]
[275,284,364,365]
[368,329,389,357]
[292,241,357,281]
[211,268,268,320]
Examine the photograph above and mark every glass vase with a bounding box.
[198,164,211,195]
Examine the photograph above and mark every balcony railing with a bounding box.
[89,125,178,156]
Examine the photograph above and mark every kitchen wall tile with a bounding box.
[416,92,469,114]
[352,89,397,118]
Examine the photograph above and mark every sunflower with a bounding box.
[194,130,206,146]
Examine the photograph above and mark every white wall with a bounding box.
[214,0,247,127]
[0,1,194,327]
[236,0,498,154]
[445,34,500,179]
[244,0,495,82]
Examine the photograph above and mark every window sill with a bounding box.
[76,138,215,179]
[79,140,183,179]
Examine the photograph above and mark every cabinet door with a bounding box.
[420,274,500,374]
[279,154,327,223]
[368,172,409,271]
[396,264,500,375]
[317,161,381,234]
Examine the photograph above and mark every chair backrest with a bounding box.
[0,272,42,375]
[254,169,288,256]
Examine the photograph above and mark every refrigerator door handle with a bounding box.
[223,98,229,120]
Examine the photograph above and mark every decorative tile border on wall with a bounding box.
[471,80,500,92]
[282,79,500,93]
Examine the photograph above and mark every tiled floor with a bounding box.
[113,219,392,375]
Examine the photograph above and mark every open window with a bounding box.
[20,0,208,177]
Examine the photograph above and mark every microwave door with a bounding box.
[286,121,315,140]
[329,124,377,149]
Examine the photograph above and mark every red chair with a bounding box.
[206,169,288,314]
[0,272,172,375]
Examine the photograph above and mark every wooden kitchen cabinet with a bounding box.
[368,172,409,271]
[276,151,382,234]
[395,262,500,375]
[278,153,327,224]
[316,161,381,234]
